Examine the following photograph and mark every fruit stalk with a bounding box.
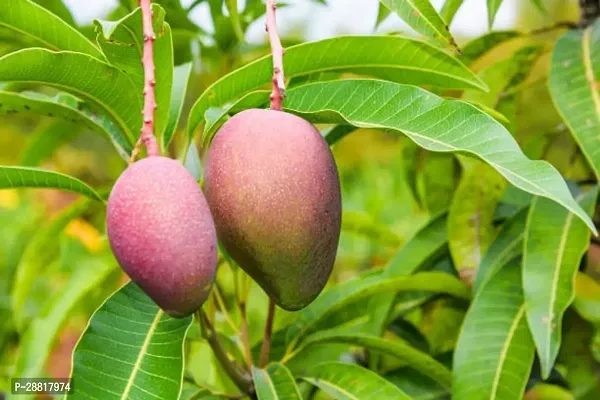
[266,0,285,110]
[197,310,254,393]
[130,0,159,163]
[259,298,276,367]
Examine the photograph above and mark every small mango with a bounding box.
[107,156,217,317]
[204,109,342,311]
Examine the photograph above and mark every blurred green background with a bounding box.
[0,0,587,393]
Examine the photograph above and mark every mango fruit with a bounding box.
[107,156,217,317]
[204,109,342,310]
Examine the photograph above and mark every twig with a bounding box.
[528,21,578,35]
[196,310,254,394]
[265,0,285,110]
[259,298,276,367]
[239,301,254,367]
[130,0,159,164]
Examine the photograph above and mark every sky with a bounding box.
[62,0,519,44]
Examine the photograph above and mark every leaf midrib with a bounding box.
[489,305,526,400]
[386,0,451,43]
[545,209,574,365]
[305,377,359,400]
[282,100,595,233]
[13,78,137,143]
[121,310,163,399]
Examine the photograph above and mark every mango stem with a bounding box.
[259,298,276,367]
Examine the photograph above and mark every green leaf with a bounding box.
[440,0,465,26]
[473,207,527,293]
[183,142,203,181]
[252,363,302,400]
[453,259,534,400]
[281,79,596,233]
[94,4,173,140]
[460,31,520,65]
[380,0,457,50]
[523,186,598,378]
[367,212,448,338]
[31,0,77,27]
[573,272,600,323]
[19,120,80,167]
[413,151,458,213]
[202,90,270,141]
[375,2,392,28]
[487,0,504,28]
[13,243,117,382]
[448,156,506,282]
[1,90,133,158]
[190,35,487,142]
[384,368,448,400]
[11,198,93,330]
[302,362,411,400]
[559,311,600,399]
[549,21,600,180]
[286,271,469,347]
[525,384,572,400]
[68,282,193,400]
[294,331,452,388]
[530,0,546,14]
[0,48,142,144]
[0,166,103,201]
[324,125,358,146]
[462,45,543,108]
[0,0,102,58]
[342,211,402,247]
[164,62,193,150]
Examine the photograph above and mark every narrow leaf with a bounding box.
[11,198,92,330]
[19,120,80,167]
[0,90,133,158]
[367,212,448,337]
[523,186,598,378]
[282,80,596,233]
[0,0,102,58]
[203,90,270,141]
[164,62,193,149]
[380,0,457,49]
[0,166,103,201]
[460,31,520,65]
[252,363,302,400]
[549,21,600,180]
[440,0,465,25]
[324,125,357,146]
[342,211,402,247]
[190,35,487,142]
[31,0,77,27]
[385,368,448,400]
[375,2,392,28]
[295,331,452,388]
[94,4,173,139]
[448,156,506,282]
[0,49,142,143]
[573,271,600,323]
[302,362,411,400]
[487,0,504,28]
[13,244,117,381]
[473,206,528,293]
[454,259,535,400]
[530,0,546,14]
[286,272,469,347]
[68,282,193,400]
